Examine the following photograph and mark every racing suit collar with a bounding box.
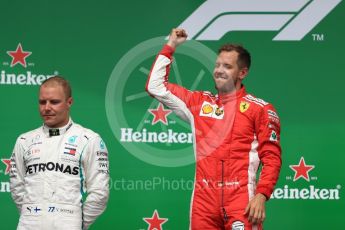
[218,85,246,104]
[43,118,74,137]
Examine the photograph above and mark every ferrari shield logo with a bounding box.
[239,101,250,113]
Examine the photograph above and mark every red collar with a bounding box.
[218,86,246,104]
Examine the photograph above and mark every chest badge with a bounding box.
[201,104,213,114]
[215,107,224,116]
[240,101,250,113]
[199,101,224,119]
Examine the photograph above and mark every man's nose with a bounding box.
[215,66,224,74]
[44,102,51,111]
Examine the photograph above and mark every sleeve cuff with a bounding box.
[160,44,175,58]
[256,186,273,201]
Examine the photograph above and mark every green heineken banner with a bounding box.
[1,0,344,229]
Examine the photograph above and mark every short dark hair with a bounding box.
[41,76,72,98]
[218,44,251,69]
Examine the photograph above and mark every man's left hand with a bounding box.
[244,193,267,224]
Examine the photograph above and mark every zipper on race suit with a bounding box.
[221,160,229,222]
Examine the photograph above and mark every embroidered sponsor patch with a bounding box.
[270,130,278,142]
[244,95,268,106]
[64,147,76,155]
[239,101,250,113]
[199,101,224,119]
[232,220,245,230]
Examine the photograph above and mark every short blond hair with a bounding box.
[41,76,72,99]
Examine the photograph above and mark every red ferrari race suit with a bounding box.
[146,45,282,230]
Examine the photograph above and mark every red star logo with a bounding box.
[1,158,11,175]
[7,43,32,67]
[148,103,172,125]
[289,157,315,181]
[143,210,168,230]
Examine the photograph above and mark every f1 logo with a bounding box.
[176,0,342,41]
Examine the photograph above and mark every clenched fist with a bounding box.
[167,28,188,49]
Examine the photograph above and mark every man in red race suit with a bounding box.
[146,28,282,230]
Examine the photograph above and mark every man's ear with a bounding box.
[67,97,73,108]
[239,68,248,80]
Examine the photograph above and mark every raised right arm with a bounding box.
[146,29,195,122]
